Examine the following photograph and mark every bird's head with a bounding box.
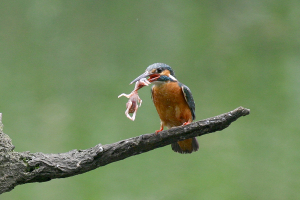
[130,63,177,85]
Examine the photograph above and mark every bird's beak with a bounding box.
[130,71,151,85]
[130,71,161,85]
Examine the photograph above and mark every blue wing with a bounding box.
[179,83,196,120]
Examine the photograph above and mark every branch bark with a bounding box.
[0,107,250,194]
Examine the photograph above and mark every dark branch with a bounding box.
[0,107,250,194]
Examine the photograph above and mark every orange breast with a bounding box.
[152,82,192,128]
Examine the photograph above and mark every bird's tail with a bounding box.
[171,137,199,154]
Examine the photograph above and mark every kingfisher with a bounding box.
[130,63,199,154]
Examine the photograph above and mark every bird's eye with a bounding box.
[156,68,162,73]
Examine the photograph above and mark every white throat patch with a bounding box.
[169,75,177,81]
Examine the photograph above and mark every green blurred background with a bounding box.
[1,0,299,199]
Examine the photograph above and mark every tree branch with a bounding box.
[0,107,250,194]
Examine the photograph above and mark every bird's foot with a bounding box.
[182,121,191,126]
[155,126,164,135]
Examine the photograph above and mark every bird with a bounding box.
[130,63,199,154]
